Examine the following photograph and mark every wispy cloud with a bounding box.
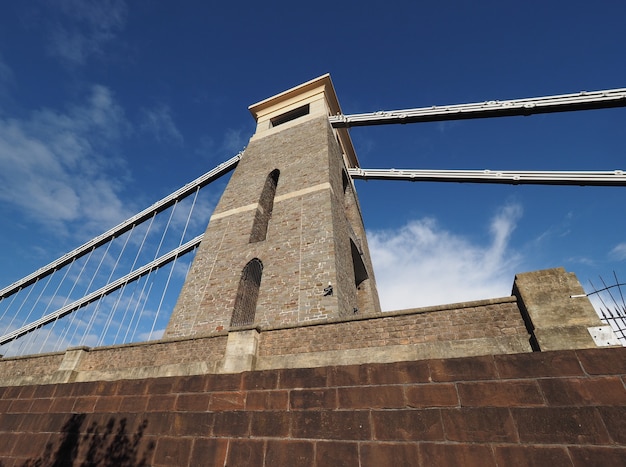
[45,0,127,65]
[0,84,132,235]
[140,104,184,145]
[611,243,626,261]
[221,128,248,154]
[368,203,523,310]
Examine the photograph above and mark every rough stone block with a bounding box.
[597,407,626,444]
[213,412,250,437]
[290,388,337,410]
[0,432,17,456]
[250,411,290,437]
[172,374,208,393]
[153,436,192,467]
[205,373,242,392]
[209,391,246,411]
[2,412,27,431]
[577,347,626,375]
[495,350,584,378]
[145,377,177,395]
[50,397,75,413]
[367,360,430,385]
[419,442,496,467]
[337,385,404,409]
[429,355,497,382]
[405,383,459,407]
[371,409,443,441]
[540,376,626,406]
[568,446,626,467]
[10,432,50,458]
[279,366,329,389]
[360,442,421,467]
[245,390,289,411]
[189,438,228,466]
[457,380,544,407]
[494,445,572,467]
[51,383,75,397]
[0,400,11,415]
[118,395,148,413]
[142,412,174,436]
[291,410,370,440]
[316,441,359,467]
[8,398,33,413]
[242,369,279,390]
[265,440,315,466]
[327,364,369,387]
[116,379,148,396]
[171,412,213,437]
[145,394,176,412]
[32,384,57,399]
[226,439,265,466]
[442,408,518,442]
[175,393,209,412]
[93,395,123,413]
[72,396,98,413]
[513,407,611,444]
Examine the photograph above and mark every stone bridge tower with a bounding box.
[164,75,380,345]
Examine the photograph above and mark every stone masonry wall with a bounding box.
[259,298,527,356]
[1,347,625,466]
[0,297,529,385]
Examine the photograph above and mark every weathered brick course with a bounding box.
[1,347,625,465]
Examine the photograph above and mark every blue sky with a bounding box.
[0,0,625,314]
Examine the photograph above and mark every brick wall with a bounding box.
[1,347,624,466]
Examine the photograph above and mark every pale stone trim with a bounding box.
[209,202,259,221]
[210,183,332,221]
[274,182,332,203]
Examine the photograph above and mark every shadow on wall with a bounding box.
[10,414,153,467]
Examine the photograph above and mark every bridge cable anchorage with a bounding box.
[329,88,626,128]
[348,168,626,187]
[0,235,204,347]
[0,152,241,302]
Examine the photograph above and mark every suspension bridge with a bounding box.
[1,86,625,358]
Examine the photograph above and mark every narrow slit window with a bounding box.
[231,258,263,328]
[250,169,280,243]
[351,239,368,287]
[270,104,310,127]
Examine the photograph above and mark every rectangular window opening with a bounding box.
[270,104,310,127]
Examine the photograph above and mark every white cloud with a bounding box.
[140,104,184,145]
[368,203,523,311]
[45,0,127,65]
[222,128,248,154]
[611,243,626,261]
[0,84,132,234]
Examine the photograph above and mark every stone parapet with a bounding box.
[0,296,529,386]
[513,267,617,350]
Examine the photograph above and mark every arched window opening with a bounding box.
[250,169,280,243]
[231,258,263,328]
